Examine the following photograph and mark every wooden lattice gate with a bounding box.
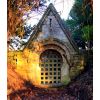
[40,49,63,86]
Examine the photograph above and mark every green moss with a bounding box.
[70,65,84,79]
[62,75,71,85]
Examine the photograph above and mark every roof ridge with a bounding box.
[23,3,78,52]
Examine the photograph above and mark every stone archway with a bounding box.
[39,49,63,86]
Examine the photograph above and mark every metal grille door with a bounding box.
[40,49,62,85]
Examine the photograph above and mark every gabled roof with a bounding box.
[23,3,78,52]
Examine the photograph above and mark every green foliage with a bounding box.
[82,25,93,42]
[65,0,93,50]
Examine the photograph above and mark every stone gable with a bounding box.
[8,3,84,88]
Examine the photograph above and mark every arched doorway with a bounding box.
[40,49,63,85]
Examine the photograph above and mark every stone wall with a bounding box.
[8,44,84,87]
[7,3,85,87]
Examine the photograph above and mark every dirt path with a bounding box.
[8,69,92,100]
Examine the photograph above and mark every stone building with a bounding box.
[8,3,84,88]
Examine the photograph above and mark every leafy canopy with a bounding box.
[65,0,93,49]
[8,0,47,38]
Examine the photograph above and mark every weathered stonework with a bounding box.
[8,3,84,88]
